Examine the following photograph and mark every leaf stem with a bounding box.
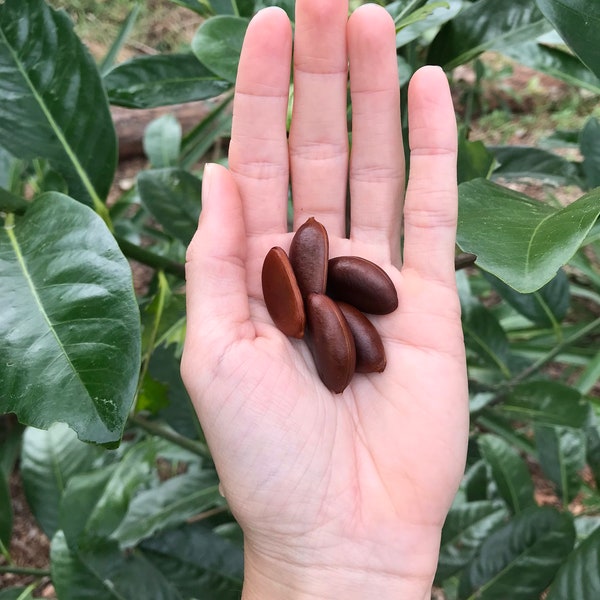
[115,236,185,278]
[129,413,211,460]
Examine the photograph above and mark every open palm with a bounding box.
[182,1,469,595]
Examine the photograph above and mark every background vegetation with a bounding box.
[1,0,599,598]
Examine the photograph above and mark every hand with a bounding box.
[181,2,469,598]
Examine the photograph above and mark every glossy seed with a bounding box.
[327,256,398,315]
[261,246,305,338]
[306,293,356,393]
[336,302,386,373]
[289,217,329,298]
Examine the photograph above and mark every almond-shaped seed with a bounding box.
[327,256,398,315]
[289,217,329,298]
[261,247,305,338]
[336,302,386,373]
[306,293,356,393]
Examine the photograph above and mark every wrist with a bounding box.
[240,524,441,600]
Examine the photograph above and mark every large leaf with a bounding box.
[546,526,600,599]
[498,381,590,428]
[104,53,231,109]
[436,500,509,582]
[491,146,583,187]
[478,434,536,514]
[457,178,600,293]
[458,506,576,600]
[51,531,184,600]
[20,423,104,538]
[536,0,600,79]
[112,469,221,548]
[535,425,586,503]
[141,522,244,599]
[137,168,202,246]
[191,16,249,83]
[0,194,141,445]
[143,115,182,169]
[0,0,117,206]
[428,0,550,70]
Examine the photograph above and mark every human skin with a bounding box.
[181,1,469,598]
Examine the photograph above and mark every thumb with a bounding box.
[182,164,253,378]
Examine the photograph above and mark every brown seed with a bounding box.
[289,217,329,298]
[336,302,386,373]
[261,247,305,338]
[306,293,356,393]
[327,256,398,314]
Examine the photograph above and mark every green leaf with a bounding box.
[51,530,184,600]
[536,0,600,80]
[491,146,583,187]
[478,434,536,514]
[0,0,117,207]
[535,425,586,504]
[499,381,590,428]
[191,16,250,83]
[169,0,213,17]
[458,130,495,184]
[484,269,570,327]
[0,589,34,600]
[428,0,550,70]
[546,526,600,599]
[395,1,454,33]
[458,506,576,600]
[393,1,462,47]
[457,178,600,293]
[112,469,221,548]
[99,3,141,76]
[585,423,600,488]
[0,419,23,477]
[143,115,182,169]
[0,194,141,445]
[0,467,12,549]
[140,522,243,599]
[20,423,104,538]
[580,117,600,189]
[104,53,231,109]
[436,501,509,582]
[137,168,202,246]
[501,41,600,95]
[0,189,28,215]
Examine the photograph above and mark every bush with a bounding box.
[1,0,599,597]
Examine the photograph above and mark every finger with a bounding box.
[289,0,349,237]
[402,66,458,284]
[228,8,292,236]
[347,4,404,265]
[182,164,254,387]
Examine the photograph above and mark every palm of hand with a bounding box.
[182,0,468,581]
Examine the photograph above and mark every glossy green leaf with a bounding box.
[137,168,202,246]
[0,467,11,549]
[51,530,183,600]
[546,526,600,599]
[458,506,576,600]
[428,0,550,70]
[436,501,509,582]
[491,146,583,187]
[478,434,536,514]
[143,115,182,169]
[0,0,117,206]
[104,53,231,109]
[99,3,141,76]
[395,1,461,43]
[141,522,243,599]
[499,381,590,428]
[535,425,586,503]
[112,469,221,548]
[536,0,600,79]
[20,423,104,538]
[191,16,249,83]
[501,41,600,94]
[461,459,489,503]
[580,117,600,189]
[457,178,600,293]
[484,269,570,327]
[0,194,141,445]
